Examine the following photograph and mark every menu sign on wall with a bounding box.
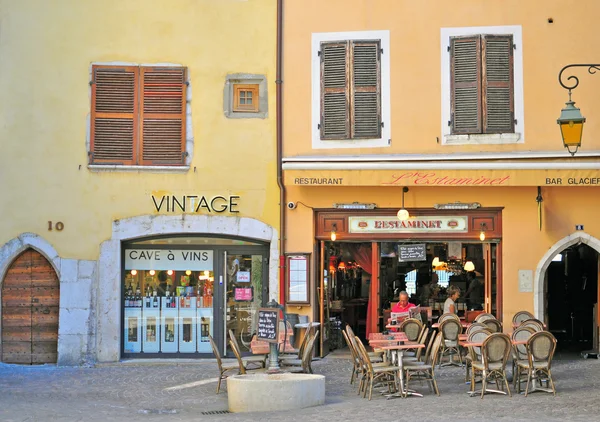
[257,308,279,343]
[349,216,468,233]
[398,244,427,262]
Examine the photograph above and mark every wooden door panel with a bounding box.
[2,287,32,307]
[2,249,59,364]
[2,342,32,364]
[33,287,60,307]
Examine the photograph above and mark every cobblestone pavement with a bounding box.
[1,349,599,422]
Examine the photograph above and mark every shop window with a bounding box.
[286,254,310,304]
[441,25,524,145]
[312,30,390,149]
[89,65,188,166]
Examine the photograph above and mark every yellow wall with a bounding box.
[0,0,279,259]
[282,0,600,156]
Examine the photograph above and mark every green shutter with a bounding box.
[483,35,514,133]
[321,42,349,139]
[450,36,482,134]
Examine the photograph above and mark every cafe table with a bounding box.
[380,342,425,398]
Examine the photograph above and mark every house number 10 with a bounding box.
[48,221,64,231]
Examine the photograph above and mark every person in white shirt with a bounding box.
[443,285,461,314]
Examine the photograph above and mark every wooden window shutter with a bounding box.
[90,66,139,165]
[351,41,381,139]
[321,42,350,139]
[450,36,482,134]
[140,67,187,165]
[482,35,514,133]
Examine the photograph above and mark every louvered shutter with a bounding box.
[450,36,482,134]
[321,42,349,139]
[90,66,138,165]
[140,67,187,165]
[482,35,514,133]
[351,41,381,139]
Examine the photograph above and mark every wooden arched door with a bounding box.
[2,249,59,364]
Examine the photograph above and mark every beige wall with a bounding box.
[282,0,600,157]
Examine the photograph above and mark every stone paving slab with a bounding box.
[0,350,599,421]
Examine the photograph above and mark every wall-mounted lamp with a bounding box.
[434,201,481,210]
[330,223,337,242]
[185,270,192,276]
[431,257,441,267]
[557,64,600,155]
[479,222,488,241]
[464,261,475,272]
[333,202,377,209]
[149,269,156,276]
[397,187,410,221]
[130,269,137,276]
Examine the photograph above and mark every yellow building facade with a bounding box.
[281,0,600,355]
[0,0,279,365]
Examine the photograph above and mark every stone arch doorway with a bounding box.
[1,248,60,364]
[534,232,600,353]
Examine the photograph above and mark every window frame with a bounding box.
[286,254,311,305]
[89,64,188,168]
[440,25,524,145]
[233,84,260,113]
[312,30,391,149]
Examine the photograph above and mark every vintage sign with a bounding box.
[124,249,214,271]
[151,192,240,213]
[349,216,468,233]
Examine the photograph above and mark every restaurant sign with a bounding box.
[349,216,468,233]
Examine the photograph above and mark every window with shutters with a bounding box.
[90,65,188,166]
[441,26,524,145]
[312,30,390,149]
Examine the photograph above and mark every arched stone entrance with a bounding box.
[0,240,61,364]
[534,232,600,320]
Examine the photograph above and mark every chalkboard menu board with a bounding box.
[398,243,427,262]
[257,308,279,343]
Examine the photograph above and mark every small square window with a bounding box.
[233,84,259,112]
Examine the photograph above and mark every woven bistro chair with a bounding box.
[347,325,384,362]
[520,318,545,332]
[208,334,240,394]
[403,332,443,396]
[511,326,536,391]
[438,312,460,324]
[470,333,512,398]
[228,329,267,369]
[465,322,490,336]
[401,327,430,363]
[280,322,313,363]
[283,330,320,374]
[474,313,496,323]
[438,318,463,367]
[483,318,502,333]
[516,330,558,396]
[342,329,363,385]
[464,329,491,383]
[512,310,535,327]
[354,336,398,400]
[399,318,424,342]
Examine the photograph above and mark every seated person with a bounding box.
[392,290,416,314]
[443,285,461,314]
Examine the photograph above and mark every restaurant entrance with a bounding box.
[315,208,502,355]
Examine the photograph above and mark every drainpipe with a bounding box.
[276,0,286,305]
